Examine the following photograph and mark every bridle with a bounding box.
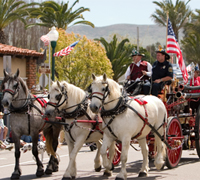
[47,87,68,113]
[2,80,20,99]
[91,82,110,104]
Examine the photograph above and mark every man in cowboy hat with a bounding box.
[124,49,152,95]
[143,47,173,96]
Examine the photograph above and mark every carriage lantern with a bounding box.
[47,26,59,81]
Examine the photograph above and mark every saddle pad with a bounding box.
[33,95,47,107]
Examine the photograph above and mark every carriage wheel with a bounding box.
[107,142,122,166]
[165,117,182,169]
[195,106,200,158]
[112,142,122,166]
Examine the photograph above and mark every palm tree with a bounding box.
[151,0,192,41]
[26,0,94,29]
[95,35,132,81]
[0,0,32,44]
[181,33,200,64]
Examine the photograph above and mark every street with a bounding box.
[0,143,200,180]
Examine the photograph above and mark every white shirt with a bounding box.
[0,118,5,128]
[125,60,152,80]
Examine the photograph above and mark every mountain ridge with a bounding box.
[67,24,182,48]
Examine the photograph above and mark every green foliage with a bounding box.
[95,35,132,81]
[26,0,94,29]
[151,0,192,41]
[0,0,35,43]
[46,29,113,90]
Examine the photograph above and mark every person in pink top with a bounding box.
[190,65,200,93]
[188,64,200,114]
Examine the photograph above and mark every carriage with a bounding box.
[2,69,200,180]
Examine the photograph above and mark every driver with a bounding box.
[124,49,152,95]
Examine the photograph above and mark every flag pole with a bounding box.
[166,12,169,51]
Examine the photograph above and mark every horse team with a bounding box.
[1,69,167,180]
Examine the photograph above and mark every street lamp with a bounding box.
[48,26,59,81]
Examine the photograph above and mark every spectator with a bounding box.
[0,112,13,150]
[189,64,200,113]
[0,112,9,145]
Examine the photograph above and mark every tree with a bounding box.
[94,35,132,81]
[151,0,192,41]
[0,0,34,44]
[26,0,94,29]
[181,33,200,64]
[45,29,113,89]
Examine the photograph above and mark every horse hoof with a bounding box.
[95,166,102,172]
[111,163,114,171]
[45,168,53,175]
[138,172,147,177]
[11,173,20,179]
[36,169,44,177]
[53,166,59,172]
[62,177,75,180]
[115,178,124,180]
[103,171,112,177]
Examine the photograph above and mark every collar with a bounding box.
[134,60,142,67]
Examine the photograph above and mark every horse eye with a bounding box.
[55,94,62,101]
[47,94,50,99]
[13,83,18,89]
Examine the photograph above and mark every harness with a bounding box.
[91,85,171,149]
[47,89,102,142]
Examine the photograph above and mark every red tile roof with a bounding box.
[0,43,43,57]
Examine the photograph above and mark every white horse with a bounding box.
[45,81,116,179]
[89,73,167,180]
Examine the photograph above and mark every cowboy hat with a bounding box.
[156,47,170,60]
[0,112,4,116]
[130,49,145,57]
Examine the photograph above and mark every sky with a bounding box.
[67,0,200,27]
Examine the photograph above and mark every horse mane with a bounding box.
[61,81,86,102]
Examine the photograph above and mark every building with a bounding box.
[0,43,44,89]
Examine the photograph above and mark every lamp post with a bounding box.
[47,26,59,81]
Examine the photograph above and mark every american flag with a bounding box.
[40,34,50,46]
[167,18,188,84]
[53,41,79,57]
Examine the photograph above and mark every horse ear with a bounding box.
[14,69,19,79]
[57,81,61,90]
[92,73,96,81]
[3,69,9,78]
[103,73,107,81]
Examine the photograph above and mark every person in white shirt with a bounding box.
[124,50,152,95]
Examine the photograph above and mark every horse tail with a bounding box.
[44,126,56,157]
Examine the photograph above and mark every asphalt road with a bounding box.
[0,143,200,180]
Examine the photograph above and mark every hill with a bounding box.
[67,24,183,48]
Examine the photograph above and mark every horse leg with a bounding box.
[100,135,115,177]
[63,137,86,180]
[11,137,21,179]
[115,138,130,180]
[94,141,102,172]
[32,135,44,177]
[45,126,60,174]
[154,129,166,170]
[137,138,149,177]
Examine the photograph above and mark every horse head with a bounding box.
[45,81,68,117]
[89,73,122,114]
[1,69,28,112]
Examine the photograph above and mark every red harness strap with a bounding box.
[132,97,149,139]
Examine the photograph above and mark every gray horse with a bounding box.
[0,69,61,179]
